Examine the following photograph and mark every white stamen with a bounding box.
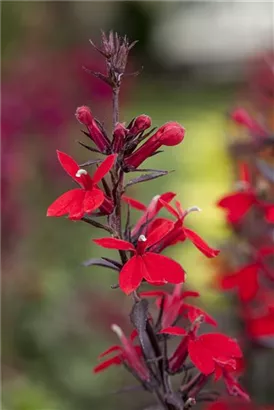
[111,324,123,338]
[234,180,250,191]
[186,206,201,214]
[76,169,88,177]
[138,234,147,242]
[153,194,161,201]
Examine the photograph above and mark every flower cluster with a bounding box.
[215,54,274,348]
[47,32,249,409]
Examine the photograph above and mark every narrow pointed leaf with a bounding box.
[77,140,101,153]
[82,257,120,271]
[80,159,103,167]
[125,171,169,188]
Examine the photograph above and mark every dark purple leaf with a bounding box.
[82,257,120,271]
[80,159,103,167]
[130,300,154,359]
[101,257,122,269]
[77,140,101,153]
[125,171,170,188]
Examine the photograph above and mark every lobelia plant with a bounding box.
[47,32,250,410]
[214,53,274,404]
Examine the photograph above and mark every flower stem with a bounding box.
[112,87,120,128]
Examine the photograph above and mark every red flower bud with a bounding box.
[128,114,152,135]
[76,105,93,125]
[124,121,185,169]
[112,123,127,153]
[76,106,110,153]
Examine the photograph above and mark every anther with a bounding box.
[76,169,88,177]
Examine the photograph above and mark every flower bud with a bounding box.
[76,106,110,153]
[76,105,93,125]
[128,114,152,135]
[155,122,185,146]
[112,123,127,153]
[124,121,185,169]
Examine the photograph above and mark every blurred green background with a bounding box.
[2,2,273,410]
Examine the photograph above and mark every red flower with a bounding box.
[188,333,242,376]
[93,324,150,381]
[140,284,200,328]
[247,305,274,342]
[154,199,220,258]
[219,247,274,302]
[141,284,216,330]
[161,325,243,383]
[47,151,116,220]
[122,191,176,237]
[217,163,274,224]
[93,227,186,295]
[220,263,259,302]
[124,121,185,169]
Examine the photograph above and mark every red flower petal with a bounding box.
[184,228,220,258]
[83,188,104,214]
[145,221,174,249]
[122,195,147,211]
[92,154,117,184]
[142,253,185,285]
[119,255,144,294]
[188,338,215,375]
[221,264,259,302]
[93,237,135,252]
[184,304,217,327]
[182,291,200,299]
[217,192,255,223]
[147,218,174,237]
[265,205,274,223]
[93,355,122,373]
[154,192,177,214]
[247,314,274,338]
[258,246,274,257]
[199,333,242,358]
[98,345,122,358]
[238,265,259,302]
[57,151,80,184]
[160,199,180,219]
[159,326,187,336]
[239,162,251,184]
[47,188,85,218]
